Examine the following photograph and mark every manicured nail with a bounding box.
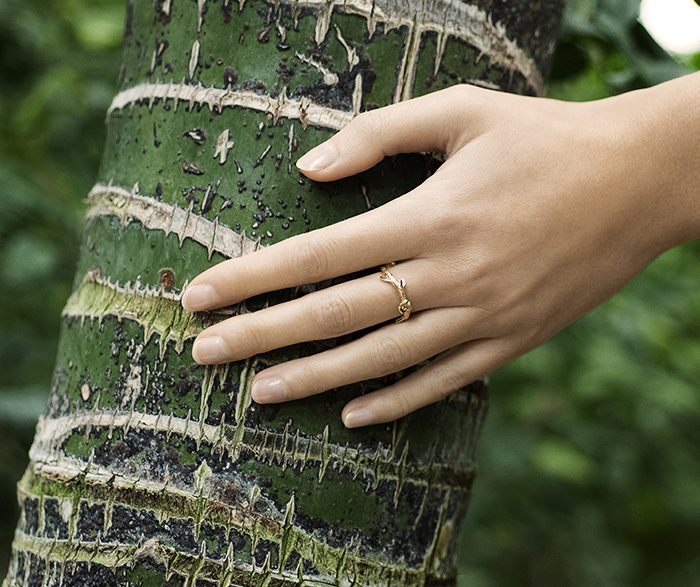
[182,284,216,311]
[192,336,227,363]
[251,378,287,403]
[296,142,337,172]
[343,407,374,428]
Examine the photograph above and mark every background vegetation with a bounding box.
[0,0,698,584]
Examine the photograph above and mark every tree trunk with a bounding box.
[4,1,562,585]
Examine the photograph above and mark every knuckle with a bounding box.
[433,363,469,395]
[238,320,266,352]
[316,292,355,337]
[447,82,488,110]
[294,236,331,283]
[353,109,388,142]
[441,83,498,146]
[520,325,549,352]
[293,360,324,392]
[444,83,473,101]
[389,391,414,420]
[370,335,412,374]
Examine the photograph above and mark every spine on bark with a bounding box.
[4,1,562,585]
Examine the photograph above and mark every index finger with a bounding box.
[181,191,425,311]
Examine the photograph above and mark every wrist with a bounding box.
[598,73,700,253]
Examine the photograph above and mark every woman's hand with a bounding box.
[181,74,700,428]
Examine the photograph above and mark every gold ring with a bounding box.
[380,262,412,323]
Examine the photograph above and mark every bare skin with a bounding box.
[182,72,700,428]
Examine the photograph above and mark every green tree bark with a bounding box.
[4,1,562,585]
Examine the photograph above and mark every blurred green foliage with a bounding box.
[0,0,699,584]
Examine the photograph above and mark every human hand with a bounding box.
[182,76,700,428]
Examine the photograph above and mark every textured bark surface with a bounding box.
[4,1,562,585]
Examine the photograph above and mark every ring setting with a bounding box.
[380,262,412,323]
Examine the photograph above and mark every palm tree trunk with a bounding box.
[4,1,562,585]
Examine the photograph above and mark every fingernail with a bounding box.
[343,407,374,428]
[251,377,287,403]
[182,284,216,311]
[296,142,337,172]
[192,336,227,363]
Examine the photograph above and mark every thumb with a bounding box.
[296,84,486,181]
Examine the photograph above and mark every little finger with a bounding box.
[341,337,514,427]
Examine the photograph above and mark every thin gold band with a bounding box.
[380,262,412,323]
